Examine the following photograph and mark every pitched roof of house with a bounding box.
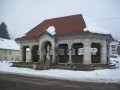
[16,14,86,40]
[0,38,19,50]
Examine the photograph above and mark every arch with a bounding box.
[91,43,101,63]
[41,41,52,63]
[22,46,30,62]
[58,44,68,63]
[72,43,83,63]
[32,45,39,62]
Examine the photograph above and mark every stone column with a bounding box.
[68,44,72,64]
[22,46,26,62]
[83,41,91,64]
[52,47,55,63]
[41,50,44,61]
[56,45,59,63]
[19,46,23,62]
[29,46,33,63]
[38,45,41,62]
[101,41,107,64]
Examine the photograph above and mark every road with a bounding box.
[0,73,120,90]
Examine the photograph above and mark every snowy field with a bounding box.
[0,61,120,83]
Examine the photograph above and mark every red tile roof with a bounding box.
[16,14,86,40]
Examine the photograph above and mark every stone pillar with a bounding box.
[41,50,44,61]
[19,46,23,62]
[83,41,91,64]
[52,47,55,63]
[56,46,59,63]
[101,41,107,64]
[68,44,72,64]
[39,49,45,64]
[22,46,26,62]
[38,49,41,62]
[29,46,33,63]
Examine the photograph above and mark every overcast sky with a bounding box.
[0,0,120,39]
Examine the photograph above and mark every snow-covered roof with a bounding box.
[0,38,19,50]
[110,41,119,45]
[83,16,110,34]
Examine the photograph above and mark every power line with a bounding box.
[2,0,49,11]
[86,17,120,23]
[1,0,120,23]
[1,0,57,16]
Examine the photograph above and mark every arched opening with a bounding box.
[41,41,52,63]
[91,43,100,63]
[44,42,52,62]
[72,43,83,63]
[32,45,39,62]
[22,46,30,62]
[58,44,68,63]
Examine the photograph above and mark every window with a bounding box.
[112,49,116,53]
[59,49,64,55]
[112,45,115,48]
[72,48,75,55]
[78,48,83,55]
[91,48,98,55]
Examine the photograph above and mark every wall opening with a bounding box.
[32,45,39,62]
[91,43,100,63]
[58,44,68,63]
[22,46,30,62]
[43,41,52,63]
[72,43,83,63]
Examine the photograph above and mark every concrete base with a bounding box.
[45,60,51,65]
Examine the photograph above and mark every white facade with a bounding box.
[0,38,30,62]
[110,40,119,56]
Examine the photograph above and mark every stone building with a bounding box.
[15,14,113,65]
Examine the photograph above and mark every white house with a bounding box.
[0,38,30,62]
[110,40,120,56]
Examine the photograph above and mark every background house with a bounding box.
[117,40,120,55]
[110,39,120,56]
[0,38,30,62]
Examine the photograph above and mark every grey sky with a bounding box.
[0,0,120,39]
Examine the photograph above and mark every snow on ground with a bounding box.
[0,61,120,83]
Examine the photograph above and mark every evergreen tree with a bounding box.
[0,22,10,39]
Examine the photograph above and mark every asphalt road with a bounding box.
[0,73,120,90]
